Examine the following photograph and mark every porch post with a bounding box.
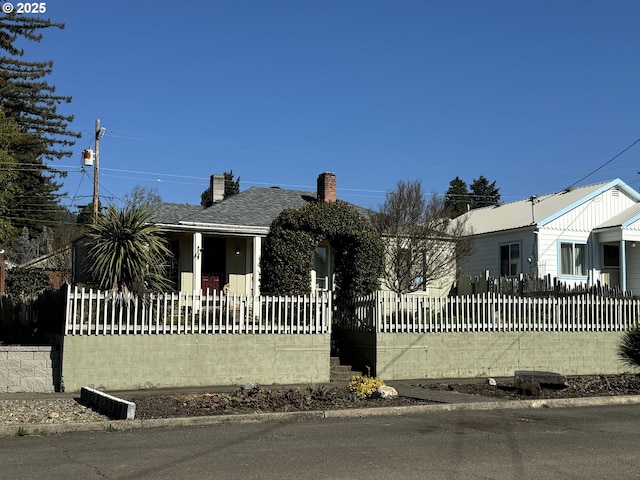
[193,232,203,293]
[621,240,627,292]
[252,236,261,296]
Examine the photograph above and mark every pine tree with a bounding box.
[444,176,471,218]
[470,175,501,209]
[0,14,80,241]
[0,109,21,246]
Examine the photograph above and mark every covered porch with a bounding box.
[594,217,640,293]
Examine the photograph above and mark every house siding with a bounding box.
[460,228,536,278]
[537,229,592,284]
[542,188,637,232]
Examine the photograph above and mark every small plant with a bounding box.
[347,374,384,399]
[619,323,640,368]
[15,427,27,437]
[305,382,330,398]
[105,424,118,433]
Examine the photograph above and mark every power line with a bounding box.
[567,137,640,190]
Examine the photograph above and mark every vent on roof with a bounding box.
[612,187,620,197]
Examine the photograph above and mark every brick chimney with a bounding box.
[317,172,336,203]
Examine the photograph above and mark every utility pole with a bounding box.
[92,119,103,225]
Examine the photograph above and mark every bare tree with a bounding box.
[123,185,162,209]
[372,180,474,295]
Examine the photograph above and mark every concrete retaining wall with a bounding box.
[61,334,331,392]
[0,346,59,393]
[375,331,629,380]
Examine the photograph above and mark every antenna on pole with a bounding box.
[529,195,538,224]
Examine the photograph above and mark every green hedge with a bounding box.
[260,201,383,299]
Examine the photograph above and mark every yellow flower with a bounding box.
[347,374,384,399]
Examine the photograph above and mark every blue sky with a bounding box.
[13,1,640,211]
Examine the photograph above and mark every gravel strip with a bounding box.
[0,399,109,426]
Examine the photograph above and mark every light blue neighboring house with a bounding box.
[459,179,640,293]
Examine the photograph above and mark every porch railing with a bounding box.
[336,291,640,333]
[65,285,332,335]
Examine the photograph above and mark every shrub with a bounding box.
[5,267,50,296]
[619,324,640,369]
[260,201,384,299]
[347,374,384,399]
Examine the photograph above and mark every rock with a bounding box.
[487,378,497,386]
[241,382,257,391]
[48,411,59,419]
[514,370,568,389]
[377,385,398,399]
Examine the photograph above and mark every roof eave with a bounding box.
[157,221,269,236]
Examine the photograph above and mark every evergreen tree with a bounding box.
[224,170,240,197]
[0,109,21,246]
[76,201,103,226]
[470,175,501,209]
[0,14,80,241]
[444,176,471,217]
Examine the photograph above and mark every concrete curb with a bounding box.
[1,395,639,437]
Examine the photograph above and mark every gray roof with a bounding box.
[152,203,202,224]
[462,179,640,235]
[153,187,372,231]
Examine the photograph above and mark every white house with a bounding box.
[459,178,640,292]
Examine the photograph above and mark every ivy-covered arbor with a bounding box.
[260,201,384,300]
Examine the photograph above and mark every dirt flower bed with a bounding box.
[127,384,430,420]
[424,374,640,400]
[123,375,640,420]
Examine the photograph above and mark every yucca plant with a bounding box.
[84,205,172,296]
[619,324,640,369]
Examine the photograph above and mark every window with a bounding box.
[314,246,329,290]
[560,242,587,276]
[500,243,520,276]
[603,245,619,268]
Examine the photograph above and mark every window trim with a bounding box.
[498,241,522,277]
[558,240,588,278]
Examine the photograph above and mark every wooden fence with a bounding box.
[64,285,332,335]
[453,273,632,297]
[337,291,640,333]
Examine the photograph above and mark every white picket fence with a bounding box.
[65,285,332,335]
[338,291,640,333]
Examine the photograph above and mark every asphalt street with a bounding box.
[1,404,639,479]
